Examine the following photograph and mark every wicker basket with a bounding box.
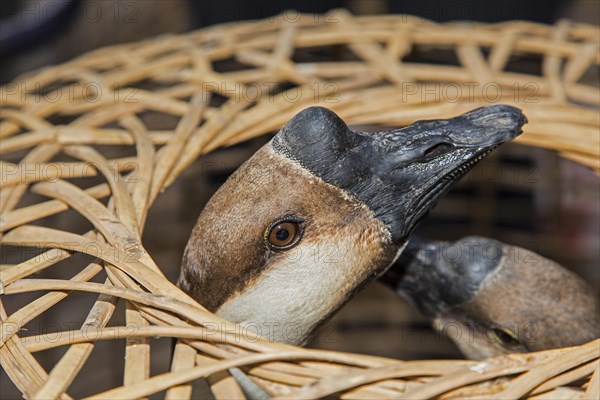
[1,10,599,399]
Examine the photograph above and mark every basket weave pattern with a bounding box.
[1,11,599,399]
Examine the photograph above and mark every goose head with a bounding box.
[383,235,600,358]
[179,105,526,344]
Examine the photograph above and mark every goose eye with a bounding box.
[265,216,304,250]
[492,328,520,347]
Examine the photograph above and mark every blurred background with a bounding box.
[2,0,599,84]
[1,1,599,398]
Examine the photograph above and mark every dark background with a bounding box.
[1,0,594,84]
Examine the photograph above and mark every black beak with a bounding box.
[273,105,526,243]
[381,235,504,318]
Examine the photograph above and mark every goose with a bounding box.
[178,105,526,345]
[382,235,600,359]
